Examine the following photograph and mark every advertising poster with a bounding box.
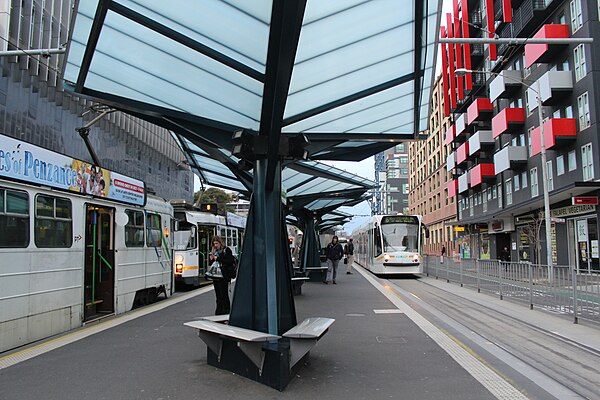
[0,134,145,206]
[480,234,490,259]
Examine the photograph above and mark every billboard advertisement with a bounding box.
[0,134,145,206]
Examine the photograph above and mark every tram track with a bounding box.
[385,276,600,400]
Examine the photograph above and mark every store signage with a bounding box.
[454,226,465,232]
[491,220,503,231]
[551,204,595,218]
[0,133,146,206]
[572,196,598,205]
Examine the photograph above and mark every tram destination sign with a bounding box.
[381,215,419,225]
[0,134,146,206]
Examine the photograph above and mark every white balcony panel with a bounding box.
[493,146,528,174]
[468,130,494,155]
[458,172,469,193]
[446,151,456,171]
[455,113,466,136]
[490,70,522,102]
[539,70,572,105]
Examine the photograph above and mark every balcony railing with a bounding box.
[467,98,493,125]
[527,70,573,107]
[458,172,469,193]
[468,130,494,155]
[492,108,525,138]
[490,70,522,102]
[494,145,528,174]
[530,118,577,156]
[469,163,495,187]
[525,24,569,68]
[446,151,457,172]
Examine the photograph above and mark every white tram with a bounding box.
[0,134,173,353]
[354,214,428,275]
[172,201,246,286]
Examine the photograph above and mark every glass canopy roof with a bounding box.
[64,0,441,148]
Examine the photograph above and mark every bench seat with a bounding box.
[184,320,280,375]
[283,317,335,367]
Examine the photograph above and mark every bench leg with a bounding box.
[288,338,317,369]
[237,342,267,376]
[197,331,223,362]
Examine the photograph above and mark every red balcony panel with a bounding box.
[457,142,469,165]
[545,118,577,149]
[525,24,569,68]
[447,179,458,198]
[492,108,525,138]
[445,124,456,145]
[469,164,495,187]
[531,118,577,155]
[467,98,493,125]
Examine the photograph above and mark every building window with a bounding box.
[505,180,513,205]
[546,160,554,191]
[577,92,590,130]
[521,171,528,188]
[497,183,503,208]
[125,210,145,247]
[568,150,577,171]
[557,155,565,176]
[0,188,29,248]
[530,168,539,197]
[514,175,520,191]
[574,44,587,81]
[527,127,534,156]
[582,143,594,181]
[35,195,72,248]
[570,0,583,32]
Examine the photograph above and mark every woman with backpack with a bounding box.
[208,235,236,315]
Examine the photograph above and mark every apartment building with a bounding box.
[373,144,410,215]
[442,0,599,269]
[409,75,457,255]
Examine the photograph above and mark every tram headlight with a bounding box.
[384,254,390,262]
[175,255,184,264]
[175,263,183,274]
[413,255,420,263]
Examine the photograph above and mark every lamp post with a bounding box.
[455,68,554,274]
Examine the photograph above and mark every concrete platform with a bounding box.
[2,263,589,399]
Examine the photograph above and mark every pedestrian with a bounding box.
[324,235,344,284]
[208,235,235,315]
[441,245,446,264]
[345,238,355,274]
[500,245,511,272]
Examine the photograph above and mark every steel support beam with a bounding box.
[439,37,593,44]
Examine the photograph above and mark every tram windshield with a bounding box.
[380,217,419,253]
[173,225,197,250]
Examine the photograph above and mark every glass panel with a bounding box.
[84,11,263,129]
[36,195,54,218]
[146,213,162,247]
[119,0,272,72]
[6,190,28,215]
[0,189,3,212]
[35,217,72,248]
[125,209,145,247]
[55,199,72,219]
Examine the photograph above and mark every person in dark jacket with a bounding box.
[208,235,235,315]
[344,238,355,274]
[324,236,344,284]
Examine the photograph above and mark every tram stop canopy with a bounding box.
[62,0,441,389]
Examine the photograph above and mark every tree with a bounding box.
[193,187,234,216]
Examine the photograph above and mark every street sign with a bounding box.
[550,217,565,223]
[572,196,598,205]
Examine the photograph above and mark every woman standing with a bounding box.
[324,236,344,284]
[208,235,235,315]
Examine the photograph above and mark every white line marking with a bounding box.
[356,267,528,400]
[409,292,421,300]
[373,309,404,314]
[0,285,214,370]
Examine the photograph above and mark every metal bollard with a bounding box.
[528,263,533,310]
[476,259,480,293]
[572,267,578,324]
[499,261,503,300]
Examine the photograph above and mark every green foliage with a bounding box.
[193,187,234,216]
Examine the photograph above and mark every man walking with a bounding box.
[345,238,355,274]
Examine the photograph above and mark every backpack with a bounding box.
[222,252,239,280]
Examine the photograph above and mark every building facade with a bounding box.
[373,144,410,215]
[0,0,193,201]
[409,75,457,255]
[442,0,599,269]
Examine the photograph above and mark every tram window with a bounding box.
[125,210,144,247]
[146,213,162,247]
[0,188,29,248]
[220,228,226,238]
[34,194,72,248]
[232,230,238,246]
[227,228,233,246]
[374,226,382,256]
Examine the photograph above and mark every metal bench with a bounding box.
[291,276,310,295]
[283,317,335,368]
[184,320,280,375]
[200,314,229,323]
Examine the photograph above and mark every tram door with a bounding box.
[84,205,115,321]
[197,225,215,275]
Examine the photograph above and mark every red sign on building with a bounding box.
[572,196,598,205]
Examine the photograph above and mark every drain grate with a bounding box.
[376,336,408,344]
